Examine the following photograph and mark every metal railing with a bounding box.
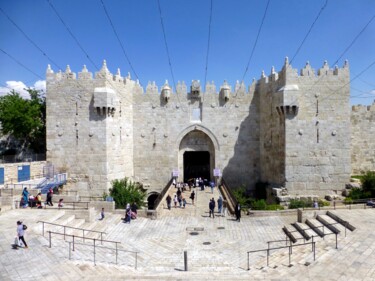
[38,221,106,241]
[67,241,138,268]
[45,230,138,269]
[247,240,316,270]
[0,153,46,163]
[15,200,90,210]
[219,178,237,215]
[153,178,173,210]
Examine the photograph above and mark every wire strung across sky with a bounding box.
[0,48,44,80]
[46,0,99,71]
[203,0,213,90]
[0,7,62,71]
[100,0,139,81]
[289,0,328,65]
[240,0,271,83]
[157,0,177,93]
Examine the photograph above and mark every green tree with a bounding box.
[0,89,46,153]
[109,178,146,209]
[362,171,375,198]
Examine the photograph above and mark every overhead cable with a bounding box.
[289,0,328,65]
[204,0,213,89]
[99,0,139,81]
[0,48,44,80]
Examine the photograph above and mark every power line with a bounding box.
[0,48,44,80]
[288,11,375,110]
[0,7,62,70]
[204,0,213,90]
[99,0,139,81]
[289,0,328,65]
[46,0,99,70]
[241,0,271,83]
[157,0,177,92]
[333,14,375,67]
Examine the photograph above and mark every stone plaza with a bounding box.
[1,186,375,280]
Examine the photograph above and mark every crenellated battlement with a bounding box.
[352,101,375,112]
[258,57,350,86]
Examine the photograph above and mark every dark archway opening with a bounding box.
[147,193,159,210]
[183,151,210,182]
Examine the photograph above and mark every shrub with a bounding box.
[288,199,315,209]
[251,199,267,210]
[347,187,371,200]
[232,186,252,207]
[109,178,146,209]
[361,171,375,198]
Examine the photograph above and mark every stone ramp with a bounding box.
[160,184,225,218]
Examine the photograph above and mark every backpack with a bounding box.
[22,224,28,230]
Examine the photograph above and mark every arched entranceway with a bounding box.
[179,130,215,182]
[147,193,159,210]
[183,151,210,182]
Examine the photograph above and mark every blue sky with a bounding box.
[0,0,374,105]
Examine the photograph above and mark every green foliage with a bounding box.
[232,185,284,211]
[250,199,267,210]
[288,198,330,209]
[250,199,284,210]
[232,186,252,207]
[351,175,363,181]
[0,89,46,153]
[346,187,370,200]
[361,171,375,198]
[109,178,146,209]
[318,199,330,207]
[288,199,308,209]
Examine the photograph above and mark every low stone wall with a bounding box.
[0,161,47,186]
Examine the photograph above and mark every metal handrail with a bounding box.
[219,178,237,215]
[47,230,115,248]
[153,178,173,210]
[247,241,316,270]
[38,220,106,241]
[15,200,90,210]
[67,241,138,269]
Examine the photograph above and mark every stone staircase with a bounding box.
[247,210,356,270]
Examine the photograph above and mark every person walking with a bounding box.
[222,199,228,217]
[173,194,178,208]
[182,196,187,208]
[166,194,172,210]
[235,203,241,222]
[17,221,28,248]
[22,187,29,208]
[99,208,105,220]
[209,198,215,218]
[190,190,195,205]
[217,196,223,215]
[46,188,53,206]
[210,181,215,194]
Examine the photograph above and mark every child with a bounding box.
[99,208,105,220]
[58,198,64,208]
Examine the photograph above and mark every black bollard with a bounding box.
[184,250,188,271]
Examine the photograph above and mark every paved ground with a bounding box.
[1,186,375,280]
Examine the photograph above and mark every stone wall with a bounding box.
[282,60,351,196]
[46,58,357,197]
[351,102,375,173]
[0,161,46,186]
[46,62,134,196]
